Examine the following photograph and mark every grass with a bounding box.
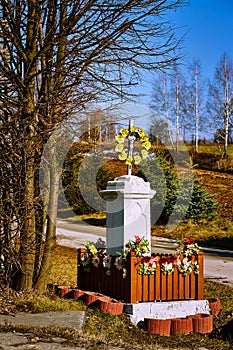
[151,219,233,250]
[187,144,233,155]
[1,245,232,350]
[152,143,233,155]
[3,162,233,348]
[49,245,78,287]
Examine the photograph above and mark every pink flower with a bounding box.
[152,256,160,264]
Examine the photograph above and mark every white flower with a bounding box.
[103,254,112,268]
[92,255,100,268]
[114,256,123,270]
[80,252,90,266]
[161,262,174,274]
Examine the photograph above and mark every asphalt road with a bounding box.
[56,220,233,287]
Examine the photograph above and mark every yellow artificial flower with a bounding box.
[115,134,125,143]
[138,128,145,137]
[89,245,98,255]
[141,134,149,142]
[141,149,148,159]
[119,151,127,160]
[142,141,151,150]
[130,125,138,133]
[115,144,124,153]
[115,124,150,166]
[134,155,142,165]
[120,128,129,138]
[125,156,133,165]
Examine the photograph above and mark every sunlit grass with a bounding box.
[152,219,233,249]
[49,245,78,287]
[14,292,86,313]
[1,244,232,350]
[151,143,233,155]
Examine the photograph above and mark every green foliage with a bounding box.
[186,179,219,222]
[62,145,219,224]
[139,151,219,224]
[62,142,110,215]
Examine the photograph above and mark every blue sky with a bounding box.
[171,0,233,82]
[129,0,233,130]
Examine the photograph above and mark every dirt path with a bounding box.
[195,169,233,220]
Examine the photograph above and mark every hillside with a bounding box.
[195,169,233,221]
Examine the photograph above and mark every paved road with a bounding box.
[56,221,233,287]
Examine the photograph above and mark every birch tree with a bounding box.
[207,52,233,156]
[169,66,189,150]
[150,67,189,149]
[188,59,205,152]
[150,73,174,146]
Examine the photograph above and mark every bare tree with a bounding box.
[0,0,188,292]
[169,65,187,151]
[207,52,233,156]
[175,68,180,151]
[187,59,206,152]
[150,72,174,146]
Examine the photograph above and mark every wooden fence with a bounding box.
[77,249,204,304]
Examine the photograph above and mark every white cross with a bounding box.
[127,119,136,176]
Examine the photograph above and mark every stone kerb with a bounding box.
[124,299,210,326]
[101,175,155,256]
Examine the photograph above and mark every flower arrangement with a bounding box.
[138,255,160,275]
[79,237,200,277]
[79,240,97,269]
[160,255,176,275]
[175,237,200,275]
[114,255,128,278]
[125,235,150,257]
[102,254,112,268]
[114,235,151,277]
[80,240,107,273]
[176,237,200,257]
[115,125,151,165]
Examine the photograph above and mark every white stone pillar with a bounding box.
[100,175,155,255]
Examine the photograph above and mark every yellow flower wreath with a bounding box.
[115,126,151,165]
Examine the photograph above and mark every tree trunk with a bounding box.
[34,148,60,294]
[224,107,229,157]
[163,76,174,148]
[18,139,36,290]
[175,74,180,153]
[195,70,199,153]
[224,62,229,157]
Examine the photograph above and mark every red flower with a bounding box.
[134,235,141,244]
[141,256,150,263]
[166,256,175,264]
[160,256,167,264]
[184,238,194,244]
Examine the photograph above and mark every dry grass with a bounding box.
[1,245,230,350]
[2,161,233,348]
[0,249,231,349]
[152,219,233,250]
[49,245,78,287]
